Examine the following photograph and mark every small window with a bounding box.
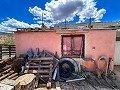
[62,35,85,57]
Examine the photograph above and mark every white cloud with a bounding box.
[29,6,43,17]
[94,9,106,22]
[0,18,41,33]
[0,0,106,32]
[29,0,106,24]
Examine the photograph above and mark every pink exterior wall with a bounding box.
[86,30,116,60]
[14,29,116,71]
[14,31,61,57]
[85,30,116,71]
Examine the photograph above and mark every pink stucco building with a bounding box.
[14,29,116,71]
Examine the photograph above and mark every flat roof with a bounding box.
[14,28,115,33]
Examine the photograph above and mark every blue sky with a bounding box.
[0,0,120,32]
[96,0,120,22]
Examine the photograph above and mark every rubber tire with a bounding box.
[59,60,75,78]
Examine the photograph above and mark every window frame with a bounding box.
[61,35,85,58]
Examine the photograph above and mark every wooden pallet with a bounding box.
[26,57,53,88]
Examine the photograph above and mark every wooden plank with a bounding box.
[11,75,19,80]
[0,65,11,73]
[2,45,15,48]
[7,73,18,79]
[26,65,39,68]
[0,71,14,81]
[30,62,39,66]
[2,54,16,56]
[2,54,16,55]
[9,45,11,58]
[49,63,53,81]
[38,84,47,88]
[30,61,52,65]
[2,53,16,55]
[40,65,52,68]
[0,45,2,60]
[40,62,53,65]
[39,75,50,78]
[2,45,15,46]
[2,48,9,50]
[29,57,53,61]
[2,51,16,53]
[27,65,52,69]
[1,68,11,74]
[55,82,61,90]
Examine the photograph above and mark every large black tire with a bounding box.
[59,60,75,78]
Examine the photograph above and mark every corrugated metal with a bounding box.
[114,41,120,65]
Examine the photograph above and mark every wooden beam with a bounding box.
[28,70,51,74]
[29,57,53,61]
[0,71,14,81]
[7,73,18,79]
